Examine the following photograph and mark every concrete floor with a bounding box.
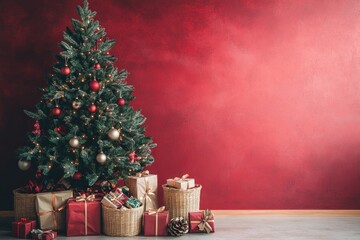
[2,215,360,239]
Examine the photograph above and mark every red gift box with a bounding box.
[31,229,57,240]
[143,207,169,236]
[12,218,36,238]
[189,210,215,233]
[66,195,101,236]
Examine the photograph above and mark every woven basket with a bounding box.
[163,184,202,221]
[13,188,37,221]
[102,204,144,236]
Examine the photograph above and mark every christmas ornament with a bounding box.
[52,107,61,116]
[94,63,101,69]
[117,98,125,106]
[106,51,110,55]
[69,136,80,148]
[72,172,82,180]
[32,121,41,135]
[96,152,107,165]
[168,217,189,237]
[129,151,141,163]
[18,160,31,171]
[88,103,97,113]
[89,80,100,92]
[61,65,71,75]
[54,125,66,135]
[108,127,120,140]
[72,101,82,109]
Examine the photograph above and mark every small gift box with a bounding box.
[115,186,130,197]
[124,170,158,211]
[167,174,195,190]
[125,196,142,208]
[31,229,57,240]
[101,192,124,209]
[114,187,130,202]
[35,190,73,230]
[12,218,36,238]
[189,209,215,233]
[66,194,101,236]
[143,206,169,236]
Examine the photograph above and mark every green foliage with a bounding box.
[17,0,156,190]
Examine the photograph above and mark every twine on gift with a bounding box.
[135,170,150,178]
[190,209,214,233]
[37,192,66,230]
[139,177,156,210]
[75,194,95,235]
[108,192,124,206]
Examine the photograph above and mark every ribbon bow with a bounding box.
[197,209,214,233]
[173,173,189,181]
[135,170,150,178]
[20,217,28,222]
[148,206,165,215]
[76,194,95,202]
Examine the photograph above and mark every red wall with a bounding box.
[1,0,360,210]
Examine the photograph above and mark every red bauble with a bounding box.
[61,66,71,75]
[89,80,100,92]
[94,63,101,69]
[55,125,67,135]
[72,172,82,180]
[88,104,97,113]
[117,98,125,106]
[52,107,61,116]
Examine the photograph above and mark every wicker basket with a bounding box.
[102,204,144,236]
[163,184,202,221]
[13,188,37,221]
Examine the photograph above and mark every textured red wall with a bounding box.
[1,0,360,210]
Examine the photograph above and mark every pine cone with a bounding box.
[168,217,189,237]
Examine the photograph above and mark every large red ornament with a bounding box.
[88,104,97,113]
[94,63,101,69]
[61,66,71,75]
[52,107,61,116]
[72,172,82,180]
[117,98,125,106]
[89,80,100,92]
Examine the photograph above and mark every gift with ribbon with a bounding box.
[35,190,73,230]
[143,206,169,236]
[31,229,57,240]
[101,192,125,209]
[66,194,101,236]
[167,174,195,190]
[124,170,158,211]
[189,209,215,233]
[125,196,142,209]
[12,217,36,238]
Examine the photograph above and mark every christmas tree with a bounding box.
[17,0,156,191]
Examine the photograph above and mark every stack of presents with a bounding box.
[12,172,215,238]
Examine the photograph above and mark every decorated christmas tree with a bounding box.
[17,0,156,191]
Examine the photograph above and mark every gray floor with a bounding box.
[2,216,360,239]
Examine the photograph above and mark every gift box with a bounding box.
[31,229,57,240]
[101,192,124,209]
[124,170,158,211]
[143,207,169,236]
[125,196,142,208]
[189,209,215,233]
[12,217,36,238]
[167,174,195,190]
[115,186,130,197]
[114,188,130,202]
[66,194,101,236]
[35,190,73,230]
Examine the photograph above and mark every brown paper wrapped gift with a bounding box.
[124,170,158,211]
[36,190,73,230]
[166,174,195,190]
